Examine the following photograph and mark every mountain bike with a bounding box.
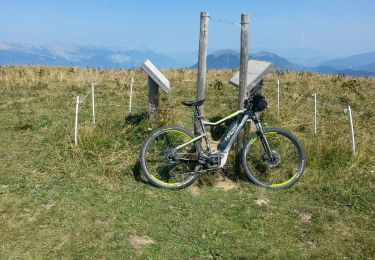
[140,90,306,189]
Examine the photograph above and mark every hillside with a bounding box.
[0,66,374,258]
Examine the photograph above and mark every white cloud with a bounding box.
[297,32,318,49]
[46,43,85,61]
[109,54,132,64]
[0,42,12,50]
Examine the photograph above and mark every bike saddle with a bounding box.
[182,99,205,107]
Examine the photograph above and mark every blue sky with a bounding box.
[1,0,375,58]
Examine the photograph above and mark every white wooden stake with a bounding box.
[129,77,134,113]
[91,83,96,126]
[314,93,317,135]
[74,96,80,145]
[277,79,280,116]
[348,105,356,154]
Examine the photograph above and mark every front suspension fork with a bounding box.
[252,115,273,158]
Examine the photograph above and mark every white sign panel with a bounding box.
[141,59,171,93]
[229,60,275,92]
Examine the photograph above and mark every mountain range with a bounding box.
[0,41,374,76]
[191,50,375,76]
[0,42,184,68]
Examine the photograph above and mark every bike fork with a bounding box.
[253,116,273,158]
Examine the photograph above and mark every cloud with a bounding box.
[0,42,12,50]
[109,54,132,64]
[297,32,318,49]
[46,43,86,62]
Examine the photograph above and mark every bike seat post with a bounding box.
[194,105,204,132]
[194,105,212,154]
[195,105,202,118]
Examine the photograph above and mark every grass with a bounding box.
[0,66,374,258]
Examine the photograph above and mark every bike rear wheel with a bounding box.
[242,128,306,189]
[140,126,202,189]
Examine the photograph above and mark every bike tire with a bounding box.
[140,126,202,189]
[242,128,306,189]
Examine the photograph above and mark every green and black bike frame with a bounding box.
[193,105,273,158]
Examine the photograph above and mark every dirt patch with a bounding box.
[214,176,239,190]
[299,212,312,224]
[187,185,201,196]
[129,235,155,251]
[333,222,355,239]
[42,201,55,210]
[145,190,157,198]
[255,198,271,206]
[53,235,70,251]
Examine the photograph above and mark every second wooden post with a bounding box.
[235,13,249,171]
[148,76,159,116]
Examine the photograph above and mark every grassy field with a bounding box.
[0,66,374,258]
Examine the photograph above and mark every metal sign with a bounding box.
[229,60,275,92]
[141,59,171,93]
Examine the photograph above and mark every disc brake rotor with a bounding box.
[262,150,281,168]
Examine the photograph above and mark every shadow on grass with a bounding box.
[221,149,250,183]
[132,160,152,186]
[124,112,149,126]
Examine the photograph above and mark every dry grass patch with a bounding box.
[299,212,312,224]
[213,175,239,190]
[255,198,271,206]
[187,184,201,196]
[128,235,155,251]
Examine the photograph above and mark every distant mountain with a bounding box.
[319,51,375,70]
[312,66,375,77]
[286,56,329,67]
[197,49,240,69]
[1,41,374,77]
[190,50,304,71]
[0,41,182,68]
[356,62,375,74]
[252,52,304,71]
[190,49,375,77]
[313,52,375,76]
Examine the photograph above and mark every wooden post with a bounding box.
[197,11,209,102]
[235,13,249,164]
[148,76,159,116]
[195,11,209,134]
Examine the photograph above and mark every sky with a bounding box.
[1,0,375,58]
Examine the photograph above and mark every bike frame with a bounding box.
[174,105,272,162]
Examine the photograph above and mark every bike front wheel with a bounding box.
[242,128,306,189]
[140,126,202,189]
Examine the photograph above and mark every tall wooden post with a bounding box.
[236,13,249,170]
[197,11,209,103]
[195,11,209,134]
[148,76,159,116]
